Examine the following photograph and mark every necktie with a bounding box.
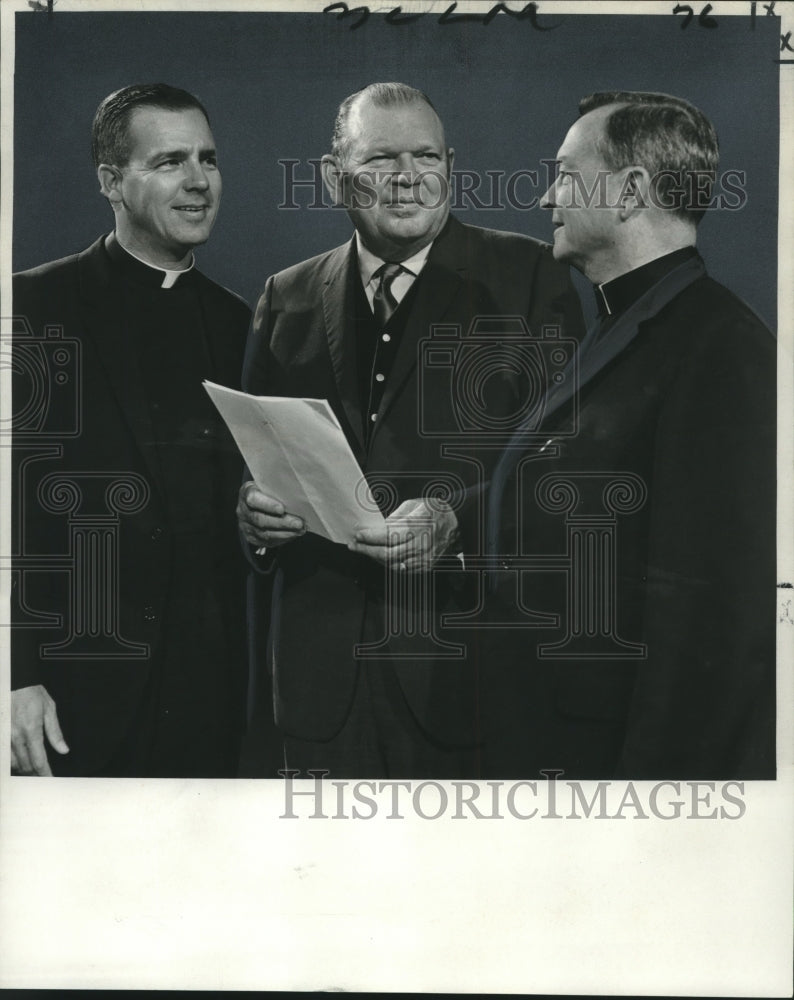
[372,262,403,328]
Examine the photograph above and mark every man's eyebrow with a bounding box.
[144,147,188,163]
[144,145,217,163]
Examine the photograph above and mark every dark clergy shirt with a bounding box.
[102,234,241,776]
[593,246,699,330]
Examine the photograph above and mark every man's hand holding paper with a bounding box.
[237,482,306,550]
[349,497,459,574]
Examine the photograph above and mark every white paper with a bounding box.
[203,381,385,544]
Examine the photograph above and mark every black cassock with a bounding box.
[12,235,251,777]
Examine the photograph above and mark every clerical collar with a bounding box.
[105,231,196,289]
[355,232,433,287]
[594,246,699,320]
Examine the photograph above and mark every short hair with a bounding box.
[331,82,443,162]
[578,90,719,224]
[91,83,210,168]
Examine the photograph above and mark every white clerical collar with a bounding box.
[355,233,433,287]
[115,235,195,289]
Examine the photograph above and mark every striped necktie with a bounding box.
[372,262,403,328]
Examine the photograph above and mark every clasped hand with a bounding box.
[237,484,458,571]
[349,497,459,573]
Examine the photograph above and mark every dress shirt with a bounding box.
[356,232,433,309]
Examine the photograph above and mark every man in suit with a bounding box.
[237,82,584,779]
[483,91,775,779]
[11,83,251,777]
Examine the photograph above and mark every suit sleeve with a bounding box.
[616,315,776,779]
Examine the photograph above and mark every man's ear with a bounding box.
[320,154,345,207]
[97,164,123,208]
[446,147,455,179]
[616,166,650,220]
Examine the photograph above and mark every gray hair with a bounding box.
[578,90,719,223]
[331,82,443,162]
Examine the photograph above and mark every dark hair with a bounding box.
[91,83,210,168]
[578,90,719,223]
[331,82,443,161]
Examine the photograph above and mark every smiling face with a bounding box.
[541,105,625,282]
[101,105,221,269]
[324,97,454,261]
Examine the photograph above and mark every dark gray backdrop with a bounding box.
[13,10,779,329]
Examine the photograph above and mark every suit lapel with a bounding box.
[371,219,464,443]
[321,239,366,456]
[77,237,165,503]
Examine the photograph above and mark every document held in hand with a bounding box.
[203,381,386,545]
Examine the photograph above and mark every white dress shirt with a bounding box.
[355,233,433,310]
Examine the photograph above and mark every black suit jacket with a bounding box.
[243,215,585,745]
[482,254,776,779]
[11,235,251,775]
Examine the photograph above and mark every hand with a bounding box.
[349,498,459,573]
[236,481,306,550]
[11,685,69,776]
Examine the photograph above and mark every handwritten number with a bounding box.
[672,3,717,28]
[698,3,717,27]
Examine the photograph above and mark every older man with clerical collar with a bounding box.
[483,91,775,780]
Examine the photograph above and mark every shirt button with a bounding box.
[375,373,385,382]
[382,333,391,342]
[370,413,377,423]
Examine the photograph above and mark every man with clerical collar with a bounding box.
[482,91,775,779]
[11,83,251,777]
[236,81,584,778]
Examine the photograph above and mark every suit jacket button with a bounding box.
[143,605,157,622]
[151,526,164,540]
